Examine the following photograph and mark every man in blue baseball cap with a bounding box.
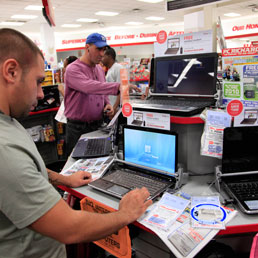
[64,33,140,156]
[86,32,109,48]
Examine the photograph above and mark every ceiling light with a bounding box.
[95,11,119,16]
[24,5,42,11]
[0,21,25,26]
[77,18,98,23]
[239,38,249,41]
[137,0,164,3]
[224,13,241,17]
[145,16,165,21]
[125,22,144,25]
[61,24,82,28]
[11,15,38,20]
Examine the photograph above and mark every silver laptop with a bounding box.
[131,53,218,116]
[221,126,258,214]
[89,125,178,200]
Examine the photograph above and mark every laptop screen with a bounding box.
[123,126,177,176]
[222,126,258,173]
[154,52,218,96]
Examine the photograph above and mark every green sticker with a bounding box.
[223,83,241,98]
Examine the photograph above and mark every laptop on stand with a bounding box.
[131,52,218,116]
[71,110,122,159]
[89,125,178,200]
[220,126,258,214]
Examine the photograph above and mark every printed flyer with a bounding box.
[222,47,258,127]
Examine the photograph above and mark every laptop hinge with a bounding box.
[215,165,222,192]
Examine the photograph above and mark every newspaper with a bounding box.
[138,192,237,258]
[61,157,114,180]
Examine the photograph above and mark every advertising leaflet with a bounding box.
[200,110,231,158]
[222,47,258,127]
[61,157,113,180]
[138,191,237,258]
[143,192,189,231]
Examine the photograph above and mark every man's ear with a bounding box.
[2,59,21,84]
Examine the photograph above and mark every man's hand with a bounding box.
[68,171,92,188]
[104,104,114,119]
[129,84,141,93]
[118,187,152,224]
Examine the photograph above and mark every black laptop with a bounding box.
[72,136,112,159]
[89,125,178,200]
[131,53,218,116]
[221,126,258,214]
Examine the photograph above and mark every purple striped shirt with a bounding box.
[64,59,119,122]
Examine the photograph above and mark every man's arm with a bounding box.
[47,168,92,187]
[30,187,152,244]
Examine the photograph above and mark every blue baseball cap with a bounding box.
[86,33,109,48]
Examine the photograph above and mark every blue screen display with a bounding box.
[124,128,176,176]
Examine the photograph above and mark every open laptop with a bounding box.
[221,126,258,214]
[89,125,178,200]
[164,38,180,55]
[240,109,258,124]
[131,53,218,116]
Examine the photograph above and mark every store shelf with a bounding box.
[170,115,204,124]
[29,107,59,116]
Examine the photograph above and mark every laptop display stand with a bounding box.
[215,165,223,193]
[174,165,185,189]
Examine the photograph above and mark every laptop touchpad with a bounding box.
[108,185,130,196]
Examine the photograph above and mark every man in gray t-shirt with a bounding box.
[0,28,152,258]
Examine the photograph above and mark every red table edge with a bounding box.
[58,186,256,236]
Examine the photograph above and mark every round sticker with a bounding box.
[191,204,227,225]
[226,100,243,117]
[122,102,133,117]
[156,30,167,44]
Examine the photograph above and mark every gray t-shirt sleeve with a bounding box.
[0,145,61,229]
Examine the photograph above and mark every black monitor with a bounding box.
[153,52,218,96]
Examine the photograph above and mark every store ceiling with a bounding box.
[0,0,257,35]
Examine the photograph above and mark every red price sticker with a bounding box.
[122,102,132,117]
[226,100,243,117]
[156,30,167,44]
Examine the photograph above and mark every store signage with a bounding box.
[81,197,131,258]
[222,47,258,57]
[226,100,243,117]
[127,111,170,130]
[54,25,184,50]
[154,29,213,57]
[122,103,133,117]
[166,0,229,11]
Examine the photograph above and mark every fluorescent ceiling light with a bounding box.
[11,15,38,20]
[61,24,82,28]
[0,21,24,26]
[77,18,98,23]
[125,22,144,25]
[24,5,42,11]
[145,16,165,21]
[239,38,249,41]
[137,0,164,3]
[95,11,119,16]
[224,12,241,17]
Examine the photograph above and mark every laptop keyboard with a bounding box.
[85,138,106,156]
[228,181,258,200]
[103,170,168,196]
[131,98,213,108]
